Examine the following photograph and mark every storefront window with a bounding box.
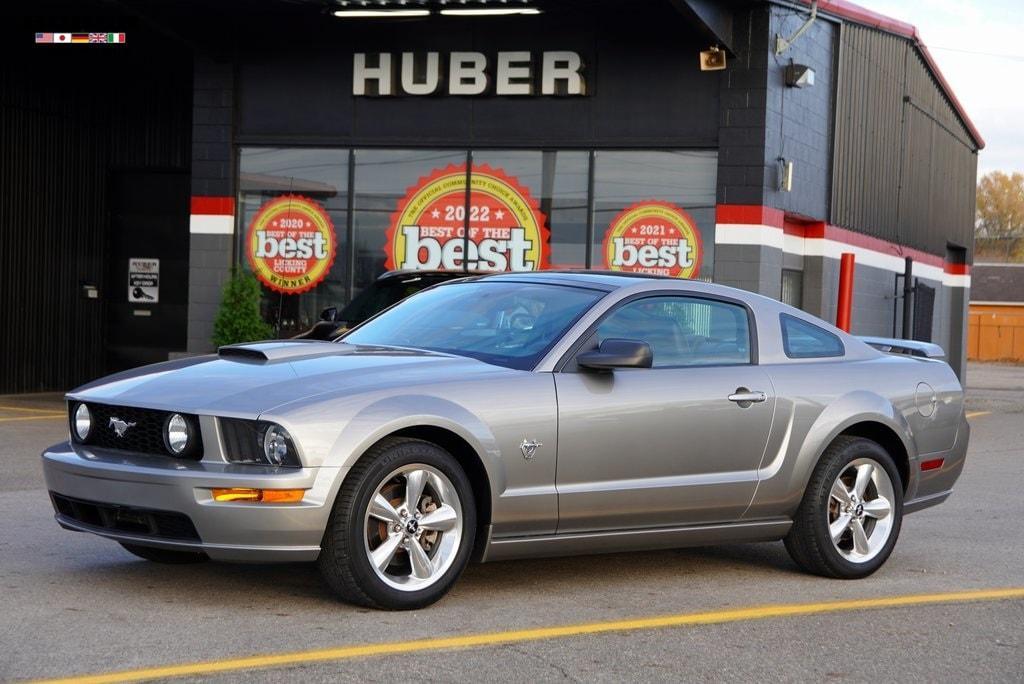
[472,150,590,269]
[236,147,719,336]
[353,149,465,295]
[591,151,717,280]
[237,148,349,335]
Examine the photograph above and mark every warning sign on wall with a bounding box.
[128,258,160,303]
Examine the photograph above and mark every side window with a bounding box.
[595,296,752,367]
[780,314,845,358]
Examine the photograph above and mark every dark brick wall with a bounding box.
[762,5,835,220]
[187,56,236,353]
[716,5,771,206]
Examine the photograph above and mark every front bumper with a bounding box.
[42,441,345,562]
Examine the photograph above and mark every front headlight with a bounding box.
[163,413,200,457]
[72,403,92,442]
[220,418,301,467]
[263,424,294,466]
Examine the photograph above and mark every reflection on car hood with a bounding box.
[67,342,516,416]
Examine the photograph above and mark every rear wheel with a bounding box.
[318,437,476,610]
[785,436,902,578]
[119,542,208,564]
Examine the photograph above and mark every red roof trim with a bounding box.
[807,0,985,149]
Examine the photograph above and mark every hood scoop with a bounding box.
[218,341,357,362]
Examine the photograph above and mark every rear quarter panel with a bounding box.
[746,355,964,519]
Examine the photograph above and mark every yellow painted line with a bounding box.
[0,414,65,423]
[965,411,990,419]
[31,587,1024,684]
[0,404,64,414]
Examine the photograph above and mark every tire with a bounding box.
[318,437,476,610]
[119,542,208,564]
[784,436,903,579]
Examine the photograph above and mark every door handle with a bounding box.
[728,389,767,407]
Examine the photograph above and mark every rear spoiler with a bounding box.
[858,336,946,361]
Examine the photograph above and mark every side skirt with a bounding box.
[478,518,792,563]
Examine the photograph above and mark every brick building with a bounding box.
[2,0,981,393]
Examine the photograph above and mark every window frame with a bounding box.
[555,290,759,372]
[779,313,846,359]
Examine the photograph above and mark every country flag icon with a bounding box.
[35,32,125,44]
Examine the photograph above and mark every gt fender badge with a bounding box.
[520,439,542,460]
[109,417,137,438]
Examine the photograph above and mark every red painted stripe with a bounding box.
[820,224,945,269]
[716,204,784,228]
[190,196,235,216]
[715,204,963,271]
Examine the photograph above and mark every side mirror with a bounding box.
[320,306,338,322]
[577,338,653,371]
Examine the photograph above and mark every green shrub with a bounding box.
[212,269,274,348]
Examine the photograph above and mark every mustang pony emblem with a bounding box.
[108,417,137,438]
[520,439,542,460]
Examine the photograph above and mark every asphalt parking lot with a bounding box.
[1,363,1022,683]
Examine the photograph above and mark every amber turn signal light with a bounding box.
[211,488,305,503]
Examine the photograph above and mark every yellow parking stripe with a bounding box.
[965,411,990,419]
[32,587,1024,684]
[0,404,64,414]
[0,414,65,423]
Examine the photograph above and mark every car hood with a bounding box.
[67,341,517,417]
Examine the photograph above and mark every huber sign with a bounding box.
[354,51,585,96]
[602,201,703,279]
[385,164,549,272]
[247,195,336,294]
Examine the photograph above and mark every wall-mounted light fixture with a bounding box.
[439,8,541,15]
[333,9,430,18]
[785,63,816,88]
[699,46,726,71]
[778,158,794,192]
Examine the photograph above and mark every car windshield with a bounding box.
[340,281,604,370]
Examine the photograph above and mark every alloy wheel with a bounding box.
[827,457,896,563]
[363,464,463,591]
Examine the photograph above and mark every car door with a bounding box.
[554,293,775,533]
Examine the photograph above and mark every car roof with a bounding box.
[467,270,672,291]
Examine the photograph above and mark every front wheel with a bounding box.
[785,436,903,578]
[318,437,476,610]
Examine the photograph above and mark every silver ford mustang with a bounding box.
[42,272,968,610]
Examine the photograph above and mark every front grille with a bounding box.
[50,492,201,541]
[70,402,203,460]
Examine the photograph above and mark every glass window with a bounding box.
[237,148,349,336]
[596,296,751,367]
[472,151,590,269]
[353,149,466,295]
[342,281,603,370]
[780,314,845,359]
[592,151,717,280]
[781,269,803,308]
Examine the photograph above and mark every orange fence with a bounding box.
[968,304,1024,362]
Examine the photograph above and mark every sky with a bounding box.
[855,0,1024,178]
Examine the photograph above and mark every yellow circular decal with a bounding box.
[247,195,336,294]
[386,164,549,271]
[602,200,703,279]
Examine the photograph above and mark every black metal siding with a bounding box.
[831,24,978,260]
[0,31,192,394]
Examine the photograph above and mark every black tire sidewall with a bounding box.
[334,440,476,609]
[812,440,903,577]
